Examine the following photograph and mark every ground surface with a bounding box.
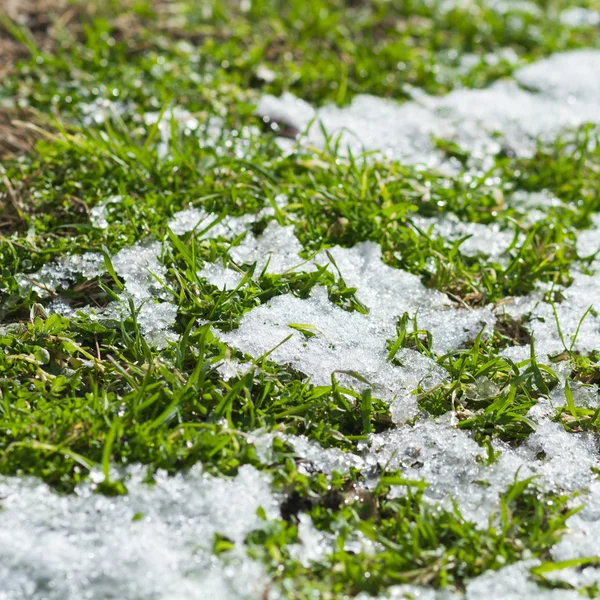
[1,0,600,598]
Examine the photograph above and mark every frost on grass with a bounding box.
[576,213,600,257]
[79,101,258,160]
[508,189,567,224]
[548,481,600,590]
[168,207,219,236]
[288,513,335,569]
[98,241,179,347]
[79,98,131,126]
[211,223,494,354]
[111,242,168,303]
[257,50,600,169]
[0,466,278,600]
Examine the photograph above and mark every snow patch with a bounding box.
[17,241,178,348]
[258,50,600,169]
[412,214,517,261]
[0,465,278,600]
[216,226,494,398]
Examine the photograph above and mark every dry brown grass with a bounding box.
[0,107,42,156]
[0,0,174,158]
[0,0,77,158]
[0,0,74,70]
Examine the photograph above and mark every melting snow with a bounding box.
[201,260,245,290]
[16,252,105,296]
[249,430,365,475]
[500,267,600,361]
[560,7,600,27]
[257,49,600,169]
[217,226,494,399]
[80,98,131,126]
[143,109,259,160]
[360,561,583,599]
[90,195,123,230]
[0,465,278,600]
[144,107,200,159]
[17,241,177,347]
[412,214,517,261]
[464,561,581,600]
[168,206,272,239]
[221,286,448,399]
[368,417,599,528]
[230,222,310,274]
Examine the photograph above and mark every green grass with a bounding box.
[248,464,577,597]
[1,0,600,596]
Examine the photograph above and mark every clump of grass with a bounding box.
[247,460,578,597]
[417,331,558,444]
